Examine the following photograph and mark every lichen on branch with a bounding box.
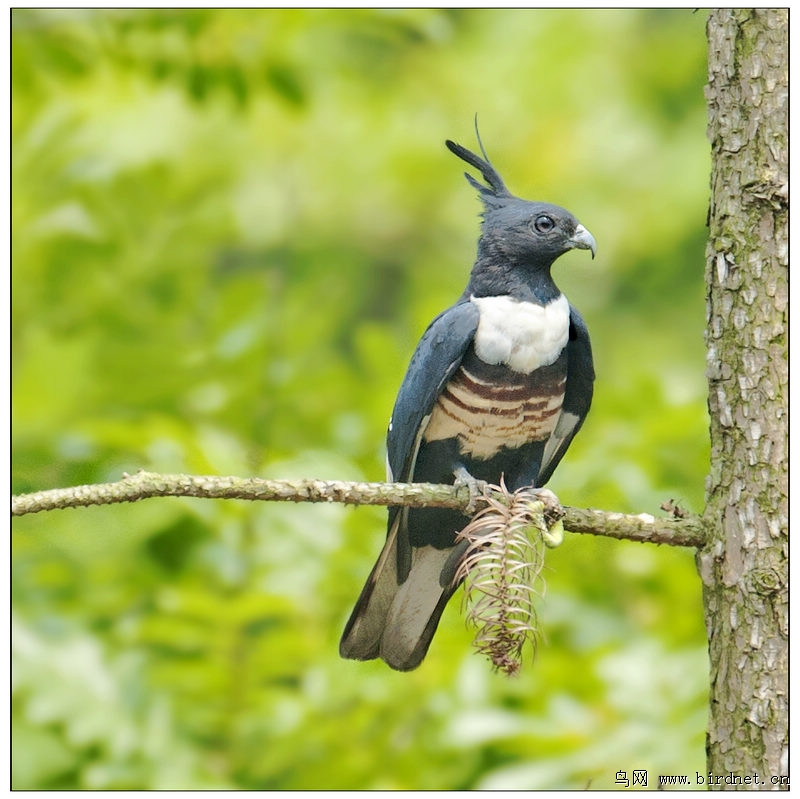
[11,469,705,548]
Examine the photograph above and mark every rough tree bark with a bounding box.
[699,9,787,787]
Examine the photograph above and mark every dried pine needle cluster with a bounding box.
[455,482,557,675]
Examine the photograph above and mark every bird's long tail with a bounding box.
[340,516,459,671]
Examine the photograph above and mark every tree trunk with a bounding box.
[699,8,788,787]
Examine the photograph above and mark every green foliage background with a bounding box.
[12,9,710,790]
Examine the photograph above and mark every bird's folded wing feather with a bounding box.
[538,304,594,485]
[340,301,479,664]
[387,300,481,483]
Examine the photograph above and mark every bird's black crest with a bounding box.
[445,120,514,207]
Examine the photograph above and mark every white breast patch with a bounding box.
[470,293,570,374]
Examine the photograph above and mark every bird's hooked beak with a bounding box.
[569,224,597,259]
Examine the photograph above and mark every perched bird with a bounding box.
[340,131,595,671]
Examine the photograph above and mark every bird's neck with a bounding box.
[466,254,561,305]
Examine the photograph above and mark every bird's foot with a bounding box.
[519,487,565,548]
[453,466,487,515]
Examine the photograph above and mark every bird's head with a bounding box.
[446,135,596,272]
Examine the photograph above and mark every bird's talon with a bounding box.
[453,467,486,514]
[519,486,564,544]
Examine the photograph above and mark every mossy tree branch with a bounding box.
[11,470,705,549]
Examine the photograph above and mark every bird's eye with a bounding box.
[533,214,555,234]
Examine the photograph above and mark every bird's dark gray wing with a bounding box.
[537,304,594,485]
[339,300,479,668]
[387,300,481,483]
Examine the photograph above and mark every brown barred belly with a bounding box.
[422,354,567,460]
